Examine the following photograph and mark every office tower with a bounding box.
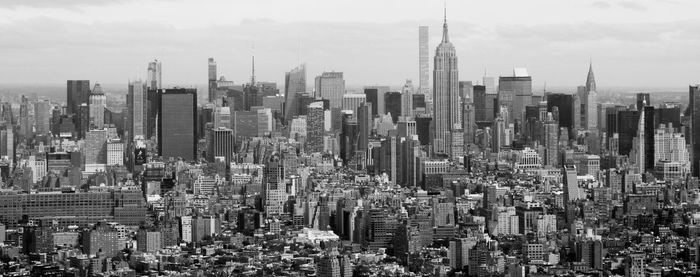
[499,68,532,131]
[415,115,432,145]
[419,26,430,94]
[483,76,496,95]
[84,129,107,171]
[576,63,598,130]
[692,85,700,177]
[635,102,646,174]
[81,222,119,257]
[463,102,475,145]
[307,101,325,153]
[157,88,197,161]
[244,84,262,111]
[127,80,148,140]
[432,12,460,155]
[106,140,124,166]
[412,94,426,112]
[136,229,162,253]
[546,93,575,136]
[449,238,471,270]
[655,104,681,132]
[34,100,51,136]
[617,110,640,156]
[213,106,231,129]
[340,112,358,163]
[67,80,90,115]
[473,85,488,122]
[342,93,366,116]
[385,91,402,123]
[78,104,89,139]
[18,96,34,139]
[459,81,473,104]
[401,79,415,118]
[208,58,217,103]
[642,106,655,171]
[563,164,580,203]
[284,64,306,121]
[543,113,559,167]
[315,72,345,109]
[147,59,162,90]
[357,103,372,151]
[364,86,389,117]
[654,124,689,165]
[89,83,106,129]
[636,93,650,111]
[206,127,234,164]
[318,255,341,277]
[1,128,13,164]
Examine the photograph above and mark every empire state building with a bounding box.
[432,10,461,156]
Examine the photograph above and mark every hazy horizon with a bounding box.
[2,0,700,88]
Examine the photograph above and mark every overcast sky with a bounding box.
[1,0,699,89]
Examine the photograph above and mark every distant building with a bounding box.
[157,88,197,161]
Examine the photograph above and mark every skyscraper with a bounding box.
[208,58,217,103]
[127,80,148,140]
[147,59,162,90]
[284,64,306,121]
[158,88,197,161]
[689,85,700,177]
[636,93,651,111]
[419,26,429,94]
[577,63,598,130]
[315,72,345,109]
[66,80,90,115]
[499,68,532,131]
[34,100,50,136]
[206,127,234,164]
[385,91,402,124]
[432,11,460,155]
[89,83,106,129]
[364,86,389,117]
[401,79,414,118]
[307,101,325,153]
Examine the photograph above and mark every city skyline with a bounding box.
[2,0,700,88]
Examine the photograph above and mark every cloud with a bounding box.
[591,1,612,9]
[618,0,647,10]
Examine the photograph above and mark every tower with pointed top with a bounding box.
[578,63,598,131]
[432,8,460,156]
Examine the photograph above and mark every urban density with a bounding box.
[1,7,700,277]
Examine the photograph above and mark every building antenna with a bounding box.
[251,43,256,86]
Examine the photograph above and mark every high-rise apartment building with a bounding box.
[147,59,162,90]
[158,88,197,161]
[208,58,217,103]
[418,26,429,94]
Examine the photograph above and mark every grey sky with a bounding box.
[0,0,699,88]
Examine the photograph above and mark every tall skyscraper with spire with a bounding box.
[432,8,460,155]
[147,59,162,90]
[577,63,598,130]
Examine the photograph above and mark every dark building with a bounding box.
[244,84,262,111]
[690,85,700,177]
[147,89,160,139]
[357,103,372,152]
[412,94,426,110]
[384,91,402,123]
[157,88,197,161]
[655,106,681,131]
[546,93,575,137]
[66,80,90,115]
[636,93,650,111]
[415,115,432,146]
[616,110,639,156]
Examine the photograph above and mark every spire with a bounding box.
[441,0,449,43]
[586,60,596,92]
